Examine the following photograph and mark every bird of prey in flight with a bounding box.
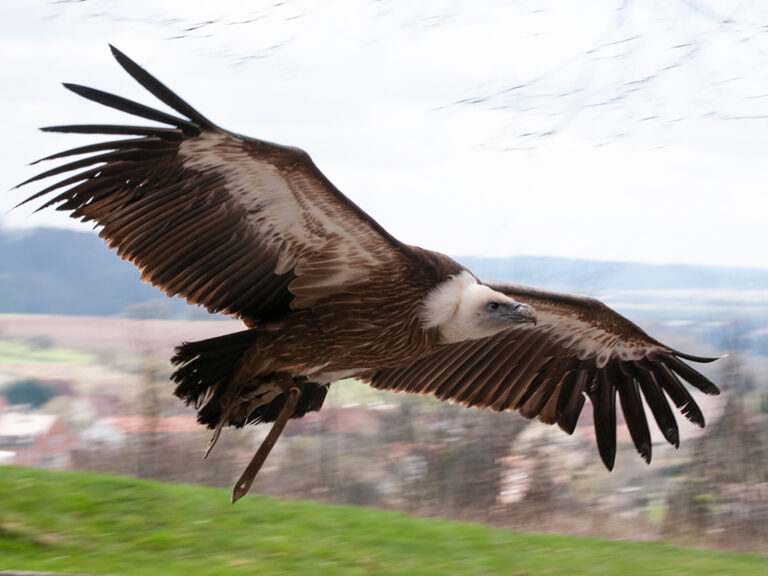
[17,46,719,502]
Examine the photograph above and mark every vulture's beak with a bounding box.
[507,302,537,325]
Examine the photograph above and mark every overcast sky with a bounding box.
[2,0,767,269]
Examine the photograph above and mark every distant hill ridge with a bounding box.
[2,227,767,317]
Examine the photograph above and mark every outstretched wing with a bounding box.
[17,45,408,322]
[371,281,720,469]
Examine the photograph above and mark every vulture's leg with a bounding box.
[232,379,302,503]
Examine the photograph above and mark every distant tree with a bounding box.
[4,379,56,408]
[664,359,768,551]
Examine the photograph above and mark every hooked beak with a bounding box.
[506,302,537,325]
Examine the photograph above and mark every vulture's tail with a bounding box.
[171,329,328,432]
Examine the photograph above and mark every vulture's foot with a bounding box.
[232,381,302,503]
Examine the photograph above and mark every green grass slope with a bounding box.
[0,467,764,576]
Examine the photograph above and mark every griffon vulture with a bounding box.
[17,46,720,502]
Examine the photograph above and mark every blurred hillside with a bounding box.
[3,227,767,328]
[0,228,206,318]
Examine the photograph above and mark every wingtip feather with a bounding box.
[62,82,85,95]
[669,348,722,364]
[600,449,616,471]
[667,426,680,448]
[105,43,213,129]
[109,44,134,71]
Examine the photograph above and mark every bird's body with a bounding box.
[18,46,720,502]
[239,246,462,382]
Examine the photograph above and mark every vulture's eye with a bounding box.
[486,302,501,313]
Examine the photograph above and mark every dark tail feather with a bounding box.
[241,383,329,426]
[172,328,263,417]
[171,329,329,430]
[196,379,329,429]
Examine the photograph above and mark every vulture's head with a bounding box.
[422,271,537,344]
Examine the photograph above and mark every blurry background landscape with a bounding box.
[1,227,766,553]
[1,0,767,563]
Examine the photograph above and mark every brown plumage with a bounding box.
[17,46,720,502]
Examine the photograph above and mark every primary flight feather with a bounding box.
[18,46,719,502]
